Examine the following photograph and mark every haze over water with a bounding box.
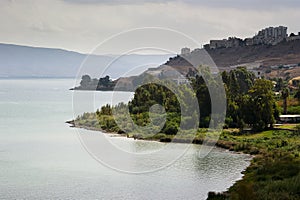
[0,78,251,200]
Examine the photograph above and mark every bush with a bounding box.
[151,133,167,140]
[265,69,272,73]
[207,192,228,199]
[163,123,178,135]
[287,106,300,114]
[294,124,300,136]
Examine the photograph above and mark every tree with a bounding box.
[222,67,255,128]
[244,79,276,131]
[294,85,300,101]
[80,75,91,87]
[282,87,289,114]
[98,75,110,87]
[275,78,284,92]
[222,67,255,99]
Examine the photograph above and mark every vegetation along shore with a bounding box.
[70,67,300,199]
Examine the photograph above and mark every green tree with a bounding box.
[243,79,276,131]
[282,87,289,114]
[275,78,284,92]
[221,67,255,128]
[294,84,300,101]
[222,67,255,99]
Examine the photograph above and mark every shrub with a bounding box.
[163,123,178,135]
[287,106,300,114]
[294,124,300,135]
[207,192,228,200]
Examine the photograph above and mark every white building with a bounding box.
[253,26,287,45]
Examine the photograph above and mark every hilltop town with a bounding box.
[178,26,300,81]
[203,26,300,49]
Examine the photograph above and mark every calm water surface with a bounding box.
[0,78,251,200]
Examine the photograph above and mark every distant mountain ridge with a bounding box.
[0,43,173,78]
[2,38,300,81]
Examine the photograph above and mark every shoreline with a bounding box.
[66,120,127,137]
[66,120,300,199]
[66,120,253,198]
[65,120,255,151]
[66,120,234,145]
[65,120,256,155]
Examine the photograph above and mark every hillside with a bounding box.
[206,39,300,69]
[75,39,300,91]
[164,39,300,71]
[164,39,300,80]
[0,43,173,78]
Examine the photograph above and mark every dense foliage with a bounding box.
[222,67,278,131]
[76,75,115,90]
[74,66,300,200]
[76,67,279,136]
[208,128,300,200]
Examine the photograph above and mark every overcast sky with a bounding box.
[1,0,300,54]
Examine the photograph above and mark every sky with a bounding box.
[1,0,300,54]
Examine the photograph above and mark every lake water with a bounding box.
[0,78,251,200]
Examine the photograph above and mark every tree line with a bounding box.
[93,66,279,135]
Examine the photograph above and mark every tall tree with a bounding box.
[282,87,289,114]
[244,79,276,131]
[294,84,300,101]
[222,67,255,128]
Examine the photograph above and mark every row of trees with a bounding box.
[95,66,279,134]
[78,75,114,90]
[128,66,280,132]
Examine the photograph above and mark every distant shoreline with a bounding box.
[0,76,75,79]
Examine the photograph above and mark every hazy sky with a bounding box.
[1,0,300,54]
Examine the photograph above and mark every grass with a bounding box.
[208,127,300,200]
[275,123,298,130]
[277,98,299,107]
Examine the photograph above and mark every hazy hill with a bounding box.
[0,43,173,78]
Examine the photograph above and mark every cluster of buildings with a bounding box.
[247,26,287,46]
[208,37,243,49]
[204,26,300,49]
[146,66,190,85]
